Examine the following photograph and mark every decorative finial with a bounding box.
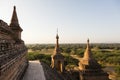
[14,6,16,10]
[87,38,89,43]
[87,38,90,48]
[56,28,59,39]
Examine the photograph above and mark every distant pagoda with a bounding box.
[51,32,64,72]
[79,39,110,80]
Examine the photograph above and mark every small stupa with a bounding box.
[79,39,110,80]
[51,31,64,72]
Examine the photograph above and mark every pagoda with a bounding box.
[51,32,64,72]
[79,39,110,80]
[0,6,28,80]
[9,6,23,42]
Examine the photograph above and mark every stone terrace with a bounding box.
[22,61,46,80]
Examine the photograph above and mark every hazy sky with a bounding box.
[0,0,120,43]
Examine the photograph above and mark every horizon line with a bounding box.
[25,42,120,45]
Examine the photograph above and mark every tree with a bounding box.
[115,66,120,75]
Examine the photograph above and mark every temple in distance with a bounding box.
[51,32,65,72]
[78,39,110,80]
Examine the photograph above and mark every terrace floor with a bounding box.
[22,60,46,80]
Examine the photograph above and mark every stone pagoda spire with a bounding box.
[83,39,93,59]
[10,6,19,26]
[54,29,60,54]
[9,6,23,41]
[78,39,110,80]
[51,30,64,72]
[10,6,22,31]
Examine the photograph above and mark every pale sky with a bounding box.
[0,0,120,44]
